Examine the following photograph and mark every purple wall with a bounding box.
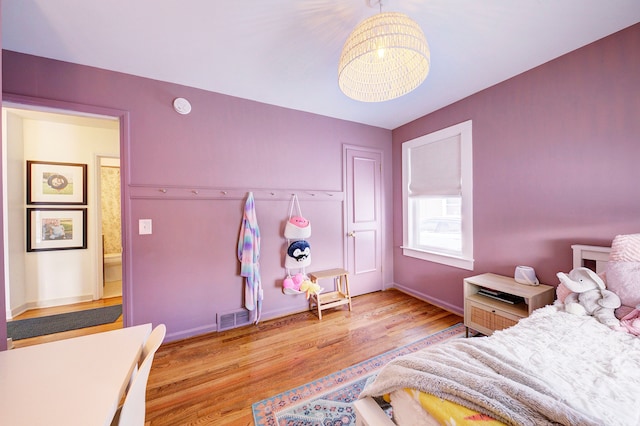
[2,23,639,346]
[0,0,7,351]
[1,51,392,342]
[392,23,640,314]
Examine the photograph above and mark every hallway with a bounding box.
[8,295,123,349]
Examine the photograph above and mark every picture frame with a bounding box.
[27,208,87,252]
[27,161,87,205]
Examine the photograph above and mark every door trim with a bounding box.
[2,94,131,326]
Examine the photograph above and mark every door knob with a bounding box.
[348,231,356,237]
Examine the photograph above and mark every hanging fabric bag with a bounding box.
[284,194,311,239]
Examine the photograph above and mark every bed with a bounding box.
[355,238,640,426]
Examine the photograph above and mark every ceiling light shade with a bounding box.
[338,12,430,102]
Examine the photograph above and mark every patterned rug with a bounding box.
[252,323,465,425]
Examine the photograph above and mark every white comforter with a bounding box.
[361,306,640,426]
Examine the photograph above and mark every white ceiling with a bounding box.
[2,0,640,130]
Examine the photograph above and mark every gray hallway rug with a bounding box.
[7,304,123,340]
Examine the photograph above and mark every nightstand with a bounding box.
[464,273,555,337]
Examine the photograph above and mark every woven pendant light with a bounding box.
[338,11,430,102]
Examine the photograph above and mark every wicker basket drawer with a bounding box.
[492,311,518,331]
[467,300,521,335]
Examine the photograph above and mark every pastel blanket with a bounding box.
[360,306,640,426]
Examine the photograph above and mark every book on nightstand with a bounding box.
[477,288,525,304]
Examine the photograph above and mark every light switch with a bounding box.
[139,219,152,235]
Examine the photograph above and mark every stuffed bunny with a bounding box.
[557,267,621,328]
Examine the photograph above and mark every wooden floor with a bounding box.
[146,289,461,425]
[7,289,462,425]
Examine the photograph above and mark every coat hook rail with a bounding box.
[129,185,344,201]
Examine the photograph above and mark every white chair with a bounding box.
[141,324,166,364]
[111,324,166,426]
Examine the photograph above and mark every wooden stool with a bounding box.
[308,268,352,319]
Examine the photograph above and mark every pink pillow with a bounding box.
[610,233,640,262]
[606,233,640,310]
[607,261,640,307]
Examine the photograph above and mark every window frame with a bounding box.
[401,120,474,270]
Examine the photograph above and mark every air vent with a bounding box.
[217,309,251,331]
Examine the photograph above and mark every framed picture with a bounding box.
[27,161,87,205]
[27,208,87,252]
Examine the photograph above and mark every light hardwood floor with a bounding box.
[146,289,461,425]
[7,289,462,425]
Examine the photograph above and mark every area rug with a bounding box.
[252,323,465,425]
[7,304,123,340]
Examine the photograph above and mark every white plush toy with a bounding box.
[557,267,621,328]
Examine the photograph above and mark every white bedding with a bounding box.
[361,305,640,425]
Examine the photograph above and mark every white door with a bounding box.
[344,146,383,296]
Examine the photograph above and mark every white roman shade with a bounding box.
[408,135,461,196]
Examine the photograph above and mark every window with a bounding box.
[402,120,473,270]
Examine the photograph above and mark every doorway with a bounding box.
[98,156,123,299]
[2,103,122,346]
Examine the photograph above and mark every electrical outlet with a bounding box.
[139,219,152,235]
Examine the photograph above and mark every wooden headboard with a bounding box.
[571,244,611,273]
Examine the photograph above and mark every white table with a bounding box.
[0,324,152,426]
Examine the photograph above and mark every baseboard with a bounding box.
[29,294,94,310]
[391,283,464,316]
[8,303,28,319]
[163,302,318,343]
[165,323,219,343]
[9,294,94,319]
[261,304,314,321]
